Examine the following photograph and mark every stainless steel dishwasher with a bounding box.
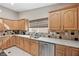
[39,41,54,56]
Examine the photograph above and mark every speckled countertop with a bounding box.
[37,37,79,48]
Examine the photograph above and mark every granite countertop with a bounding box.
[0,35,30,38]
[16,35,30,38]
[37,37,79,48]
[0,35,79,48]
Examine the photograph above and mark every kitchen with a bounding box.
[0,3,79,56]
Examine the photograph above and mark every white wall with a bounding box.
[19,5,52,20]
[0,6,18,20]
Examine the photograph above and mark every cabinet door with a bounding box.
[18,20,26,30]
[66,47,72,56]
[0,40,3,49]
[55,45,72,56]
[1,39,10,49]
[24,38,30,53]
[25,20,29,31]
[48,11,61,31]
[72,48,79,56]
[13,36,16,46]
[30,40,39,56]
[3,20,18,30]
[15,36,20,47]
[55,44,79,56]
[5,39,11,48]
[78,7,79,30]
[9,38,13,47]
[19,37,24,49]
[0,19,5,31]
[2,39,6,49]
[55,44,66,56]
[62,7,77,30]
[2,37,10,49]
[10,36,16,46]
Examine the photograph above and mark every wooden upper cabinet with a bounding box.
[3,20,18,30]
[62,7,77,30]
[78,6,79,30]
[25,20,29,31]
[48,11,61,31]
[17,19,29,30]
[0,19,5,31]
[17,20,25,30]
[49,6,78,31]
[3,19,29,30]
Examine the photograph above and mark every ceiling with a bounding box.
[0,3,54,12]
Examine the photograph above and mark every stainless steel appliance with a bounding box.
[39,41,54,56]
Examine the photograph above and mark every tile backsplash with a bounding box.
[49,31,79,41]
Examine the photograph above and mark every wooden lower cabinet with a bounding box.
[72,48,79,56]
[2,40,6,49]
[56,51,65,56]
[23,38,30,53]
[9,36,16,47]
[55,44,66,56]
[19,37,24,49]
[3,38,13,49]
[12,36,16,46]
[55,44,79,56]
[5,39,10,49]
[16,37,39,56]
[2,37,10,49]
[1,36,79,56]
[66,47,72,56]
[15,36,20,47]
[2,36,15,49]
[30,40,39,56]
